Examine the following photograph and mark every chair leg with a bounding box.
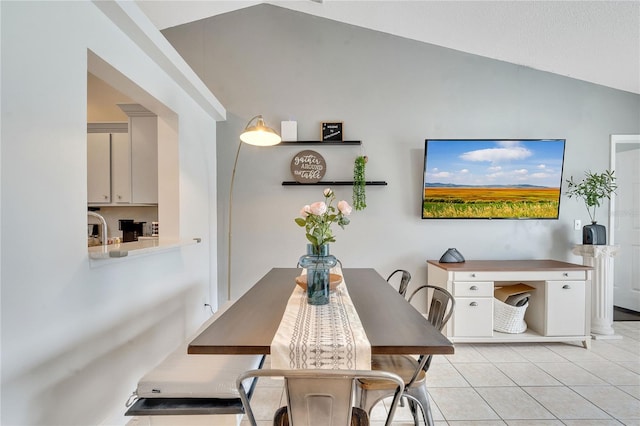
[358,386,433,425]
[406,384,434,426]
[356,387,386,417]
[407,399,419,426]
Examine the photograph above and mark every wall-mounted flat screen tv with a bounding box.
[422,139,566,219]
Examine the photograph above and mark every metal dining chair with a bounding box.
[356,285,455,426]
[237,369,405,426]
[386,269,412,298]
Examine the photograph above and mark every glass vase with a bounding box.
[298,243,337,305]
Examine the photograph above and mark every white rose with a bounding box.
[337,200,352,216]
[323,188,333,197]
[300,205,311,217]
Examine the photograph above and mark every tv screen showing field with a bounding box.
[422,139,566,219]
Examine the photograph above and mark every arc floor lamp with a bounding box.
[228,115,281,300]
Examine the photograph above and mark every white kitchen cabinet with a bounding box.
[111,132,131,203]
[87,123,130,205]
[427,260,592,348]
[118,104,158,205]
[87,107,158,206]
[87,132,111,203]
[129,115,157,204]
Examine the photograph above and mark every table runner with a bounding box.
[270,270,371,370]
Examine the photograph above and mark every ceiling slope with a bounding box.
[136,1,640,95]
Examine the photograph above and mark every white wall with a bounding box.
[1,1,223,424]
[161,4,640,304]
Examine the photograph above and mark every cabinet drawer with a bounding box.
[453,298,494,337]
[545,271,587,280]
[452,271,495,281]
[453,281,494,297]
[451,270,587,281]
[546,281,586,336]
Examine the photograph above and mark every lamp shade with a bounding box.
[240,115,282,146]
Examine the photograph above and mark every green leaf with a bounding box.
[565,170,616,222]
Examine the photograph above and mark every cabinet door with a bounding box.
[546,280,586,336]
[130,116,158,204]
[453,297,494,337]
[87,133,110,203]
[111,132,131,203]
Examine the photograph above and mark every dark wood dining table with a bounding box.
[189,268,454,357]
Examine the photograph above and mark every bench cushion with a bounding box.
[126,305,265,417]
[135,305,263,399]
[136,353,264,399]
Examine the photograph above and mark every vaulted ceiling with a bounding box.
[137,1,640,95]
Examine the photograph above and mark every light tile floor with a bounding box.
[240,321,640,425]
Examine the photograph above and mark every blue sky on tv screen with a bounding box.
[424,140,565,188]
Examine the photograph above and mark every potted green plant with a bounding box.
[565,169,616,245]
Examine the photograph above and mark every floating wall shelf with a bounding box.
[282,181,387,186]
[280,140,386,186]
[278,141,361,146]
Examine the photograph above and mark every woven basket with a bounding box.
[493,298,528,334]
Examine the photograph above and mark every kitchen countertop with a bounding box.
[88,237,201,260]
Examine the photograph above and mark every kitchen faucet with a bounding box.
[88,211,108,246]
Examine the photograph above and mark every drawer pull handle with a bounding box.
[470,302,478,307]
[470,273,476,277]
[470,285,478,291]
[563,272,569,277]
[562,284,571,289]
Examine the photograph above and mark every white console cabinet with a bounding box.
[427,260,593,348]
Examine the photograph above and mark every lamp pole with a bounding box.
[227,140,243,300]
[227,115,281,300]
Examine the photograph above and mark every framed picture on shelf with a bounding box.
[321,122,343,141]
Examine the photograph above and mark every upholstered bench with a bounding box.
[125,308,265,424]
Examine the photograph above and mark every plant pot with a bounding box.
[583,222,606,245]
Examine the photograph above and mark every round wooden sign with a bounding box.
[290,150,326,183]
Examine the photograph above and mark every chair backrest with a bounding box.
[407,285,455,376]
[407,284,455,331]
[386,269,412,297]
[237,369,404,426]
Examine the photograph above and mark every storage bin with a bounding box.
[493,298,528,333]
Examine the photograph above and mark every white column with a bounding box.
[572,245,621,339]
